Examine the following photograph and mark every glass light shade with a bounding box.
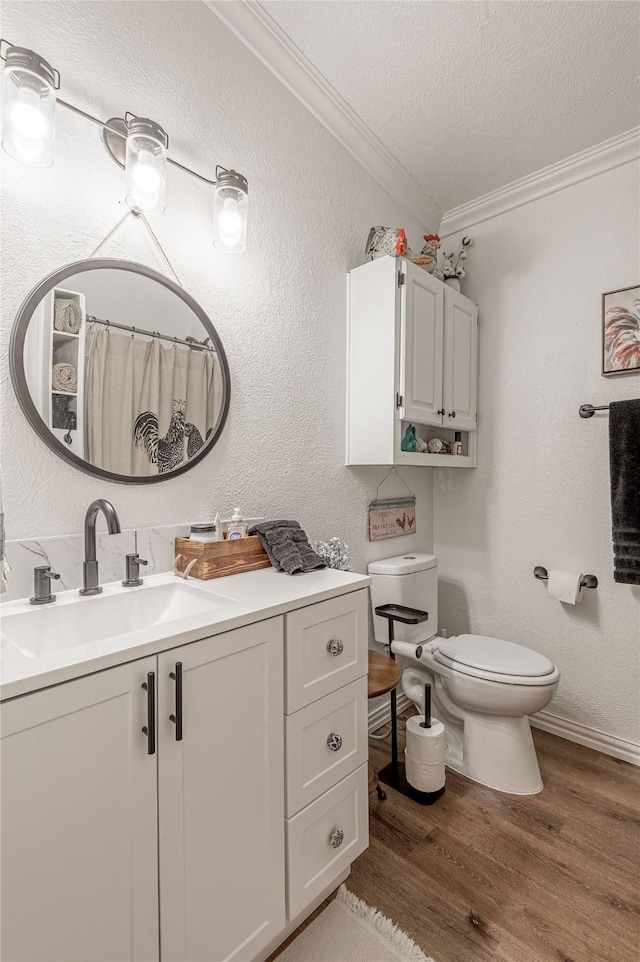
[124,116,168,214]
[1,46,57,167]
[213,170,248,253]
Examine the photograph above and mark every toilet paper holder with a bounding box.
[534,566,598,589]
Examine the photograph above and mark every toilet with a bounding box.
[368,553,560,795]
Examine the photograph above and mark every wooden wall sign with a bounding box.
[369,496,416,541]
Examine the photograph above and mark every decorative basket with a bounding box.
[174,536,271,580]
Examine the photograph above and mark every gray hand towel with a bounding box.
[609,398,640,585]
[249,520,326,575]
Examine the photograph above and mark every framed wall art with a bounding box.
[602,285,640,377]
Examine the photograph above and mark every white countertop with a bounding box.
[0,568,370,701]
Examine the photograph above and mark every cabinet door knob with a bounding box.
[329,828,344,849]
[449,411,456,418]
[327,733,343,752]
[327,638,344,656]
[437,408,445,416]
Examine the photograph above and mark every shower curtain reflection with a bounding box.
[86,329,221,476]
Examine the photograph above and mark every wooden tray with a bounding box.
[175,536,271,580]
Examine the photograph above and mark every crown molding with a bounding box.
[440,127,640,237]
[204,0,441,231]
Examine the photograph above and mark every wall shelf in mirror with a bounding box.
[10,259,231,484]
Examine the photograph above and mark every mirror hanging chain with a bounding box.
[85,213,215,352]
[88,210,183,287]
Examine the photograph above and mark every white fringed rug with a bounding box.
[277,886,435,962]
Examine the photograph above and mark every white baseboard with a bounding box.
[531,711,640,767]
[368,697,640,767]
[368,692,411,734]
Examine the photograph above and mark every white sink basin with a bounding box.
[2,581,235,658]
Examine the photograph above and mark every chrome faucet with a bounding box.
[80,499,121,596]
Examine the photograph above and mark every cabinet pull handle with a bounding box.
[329,828,344,849]
[437,408,445,416]
[327,733,343,752]
[169,662,183,741]
[141,672,156,755]
[327,638,344,656]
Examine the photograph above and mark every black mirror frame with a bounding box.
[9,258,231,485]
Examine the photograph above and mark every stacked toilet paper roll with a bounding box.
[404,714,446,794]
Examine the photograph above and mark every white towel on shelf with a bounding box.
[54,298,82,334]
[52,362,77,393]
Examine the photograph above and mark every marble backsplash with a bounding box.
[2,524,190,603]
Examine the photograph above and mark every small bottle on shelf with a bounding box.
[453,432,463,456]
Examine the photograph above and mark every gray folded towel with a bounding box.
[249,520,326,575]
[609,398,640,585]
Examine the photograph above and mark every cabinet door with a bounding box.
[442,287,478,432]
[400,260,444,426]
[1,659,159,962]
[158,618,285,962]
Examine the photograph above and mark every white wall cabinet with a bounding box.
[0,657,159,962]
[1,588,370,962]
[347,255,478,466]
[400,266,444,427]
[442,285,478,432]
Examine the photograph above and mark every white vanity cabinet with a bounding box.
[157,619,285,962]
[0,657,160,962]
[0,580,370,962]
[283,591,369,922]
[346,255,479,466]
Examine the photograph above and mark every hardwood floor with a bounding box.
[345,711,640,962]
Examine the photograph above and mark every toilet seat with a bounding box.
[435,634,558,686]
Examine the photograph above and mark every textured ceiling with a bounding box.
[261,0,640,212]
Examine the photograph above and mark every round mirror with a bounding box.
[10,259,230,483]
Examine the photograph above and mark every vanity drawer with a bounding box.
[286,764,368,920]
[286,677,368,816]
[285,590,368,713]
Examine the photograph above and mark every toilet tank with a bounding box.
[368,553,438,645]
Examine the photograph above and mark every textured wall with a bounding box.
[435,161,640,746]
[0,1,435,577]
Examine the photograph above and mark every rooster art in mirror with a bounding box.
[9,259,231,484]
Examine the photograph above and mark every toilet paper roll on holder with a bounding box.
[534,566,598,590]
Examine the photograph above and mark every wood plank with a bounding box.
[174,535,271,580]
[347,710,640,962]
[367,651,401,698]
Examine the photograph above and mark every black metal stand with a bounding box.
[374,603,445,806]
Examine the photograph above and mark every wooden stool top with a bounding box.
[368,650,401,699]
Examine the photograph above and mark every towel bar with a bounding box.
[534,566,598,589]
[579,404,609,418]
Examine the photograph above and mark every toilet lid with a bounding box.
[435,634,555,678]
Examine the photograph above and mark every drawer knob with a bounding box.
[329,828,344,849]
[327,733,343,752]
[327,638,344,656]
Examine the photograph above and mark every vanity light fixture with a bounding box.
[213,167,248,253]
[0,40,249,248]
[124,113,168,215]
[0,42,59,167]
